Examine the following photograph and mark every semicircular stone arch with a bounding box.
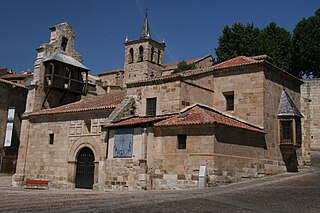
[68,136,102,162]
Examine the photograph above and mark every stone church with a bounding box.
[12,15,307,190]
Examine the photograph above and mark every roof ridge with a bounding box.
[0,78,27,89]
[30,90,126,116]
[182,103,264,130]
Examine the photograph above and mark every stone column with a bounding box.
[12,118,30,187]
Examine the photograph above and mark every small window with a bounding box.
[61,37,68,51]
[138,46,144,62]
[177,134,187,149]
[157,50,161,64]
[129,48,134,63]
[146,97,156,116]
[150,47,155,62]
[224,92,234,111]
[280,120,293,144]
[85,119,91,133]
[49,134,54,145]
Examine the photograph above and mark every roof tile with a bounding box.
[30,90,125,116]
[107,104,264,133]
[0,78,27,89]
[154,104,264,133]
[127,55,265,86]
[213,56,260,69]
[106,115,172,128]
[0,73,33,79]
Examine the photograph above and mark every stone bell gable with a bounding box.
[26,22,90,113]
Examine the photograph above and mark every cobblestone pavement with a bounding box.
[1,168,319,213]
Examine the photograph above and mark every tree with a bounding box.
[215,23,261,62]
[215,22,293,75]
[257,22,292,71]
[292,9,320,78]
[173,61,196,73]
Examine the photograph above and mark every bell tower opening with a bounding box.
[61,37,68,51]
[123,10,166,85]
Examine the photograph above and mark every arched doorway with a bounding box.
[75,147,94,189]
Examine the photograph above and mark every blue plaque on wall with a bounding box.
[113,128,133,157]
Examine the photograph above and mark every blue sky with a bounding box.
[0,0,319,75]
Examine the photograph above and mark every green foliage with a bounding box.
[215,23,261,62]
[173,61,196,73]
[257,22,292,71]
[292,9,320,78]
[215,22,292,73]
[215,9,320,78]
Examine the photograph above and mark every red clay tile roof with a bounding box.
[0,78,27,89]
[154,104,264,133]
[0,73,33,79]
[164,58,201,70]
[105,115,172,128]
[30,90,126,116]
[98,68,125,76]
[212,56,262,69]
[164,55,211,70]
[127,55,266,87]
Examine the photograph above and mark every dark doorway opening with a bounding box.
[75,147,94,189]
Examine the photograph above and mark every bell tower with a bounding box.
[124,11,166,85]
[25,22,89,112]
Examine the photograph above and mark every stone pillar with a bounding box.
[12,118,30,187]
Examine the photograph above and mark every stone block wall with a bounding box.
[151,124,287,189]
[196,57,213,69]
[99,71,124,88]
[15,120,71,186]
[212,125,286,183]
[152,126,215,189]
[301,79,320,152]
[13,110,112,188]
[124,40,165,84]
[0,81,27,173]
[263,66,303,164]
[128,80,181,116]
[213,66,265,128]
[180,74,215,108]
[104,158,148,190]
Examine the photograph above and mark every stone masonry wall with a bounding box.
[104,127,152,190]
[213,125,286,183]
[124,40,164,84]
[301,79,320,166]
[196,57,213,69]
[152,126,214,189]
[213,66,265,128]
[152,124,286,190]
[0,82,27,172]
[263,66,303,164]
[128,80,181,116]
[180,74,215,108]
[13,109,112,188]
[301,79,320,150]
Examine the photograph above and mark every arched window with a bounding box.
[129,48,134,63]
[157,50,161,64]
[150,47,155,62]
[138,46,144,62]
[61,37,68,51]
